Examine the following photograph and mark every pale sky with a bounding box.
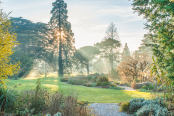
[1,0,148,52]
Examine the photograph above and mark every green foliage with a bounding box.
[10,50,34,78]
[132,0,174,91]
[16,108,35,116]
[119,101,130,112]
[96,82,102,86]
[129,98,145,112]
[5,86,92,116]
[141,84,154,90]
[128,98,166,115]
[87,76,93,81]
[97,76,109,83]
[142,99,160,106]
[84,83,97,87]
[9,17,58,78]
[0,86,17,113]
[15,79,46,114]
[101,82,110,87]
[109,86,124,90]
[68,77,88,85]
[95,22,121,70]
[74,46,100,74]
[156,107,168,116]
[53,112,62,116]
[136,103,161,116]
[60,78,69,82]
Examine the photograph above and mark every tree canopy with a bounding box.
[50,0,74,76]
[132,0,174,80]
[95,22,121,70]
[74,46,99,74]
[9,17,51,78]
[0,9,20,84]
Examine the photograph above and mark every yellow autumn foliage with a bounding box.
[0,8,20,84]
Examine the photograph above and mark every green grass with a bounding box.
[7,75,151,103]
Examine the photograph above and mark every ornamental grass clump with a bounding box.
[119,101,130,112]
[0,85,17,115]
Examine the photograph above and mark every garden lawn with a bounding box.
[7,75,151,103]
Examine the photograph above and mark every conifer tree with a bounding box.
[122,43,130,61]
[95,22,121,70]
[50,0,74,76]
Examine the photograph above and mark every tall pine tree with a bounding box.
[95,22,121,70]
[122,43,130,61]
[50,0,74,76]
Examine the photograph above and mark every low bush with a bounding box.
[110,83,117,87]
[136,103,161,116]
[48,91,93,116]
[101,82,110,87]
[128,98,167,116]
[60,78,69,82]
[129,98,145,112]
[141,84,154,90]
[114,82,120,85]
[142,99,160,106]
[87,76,97,83]
[84,83,97,87]
[156,107,168,116]
[120,101,130,112]
[96,82,102,86]
[68,78,88,85]
[97,76,109,83]
[87,76,93,81]
[92,76,97,83]
[14,79,47,115]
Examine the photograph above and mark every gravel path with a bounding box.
[117,85,136,91]
[88,103,130,116]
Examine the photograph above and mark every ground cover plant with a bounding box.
[119,98,173,116]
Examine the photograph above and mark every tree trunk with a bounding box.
[44,61,47,78]
[111,24,114,70]
[58,6,63,77]
[133,76,134,81]
[87,62,89,75]
[110,59,113,70]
